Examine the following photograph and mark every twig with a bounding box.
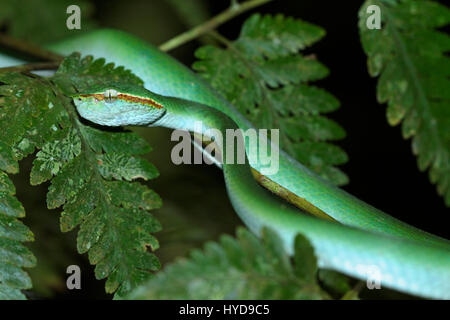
[341,282,364,300]
[0,33,64,62]
[0,61,61,73]
[159,0,273,52]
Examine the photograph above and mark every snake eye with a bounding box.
[104,89,118,103]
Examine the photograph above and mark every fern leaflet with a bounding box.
[126,227,333,300]
[193,14,349,185]
[359,0,450,205]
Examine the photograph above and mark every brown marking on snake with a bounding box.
[79,93,164,109]
[251,168,338,222]
[195,133,337,222]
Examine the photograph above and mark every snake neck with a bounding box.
[153,96,237,149]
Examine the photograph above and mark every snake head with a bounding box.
[71,84,166,126]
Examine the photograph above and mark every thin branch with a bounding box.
[159,0,273,52]
[0,33,64,62]
[0,61,60,73]
[340,282,364,300]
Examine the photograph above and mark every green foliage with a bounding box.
[0,172,36,299]
[53,53,144,92]
[318,270,355,298]
[0,53,162,297]
[0,0,95,45]
[0,73,70,172]
[126,227,331,300]
[359,0,450,205]
[0,70,66,299]
[193,14,348,185]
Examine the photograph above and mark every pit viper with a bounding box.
[1,29,449,299]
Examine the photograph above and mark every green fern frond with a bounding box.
[193,14,348,185]
[0,53,162,297]
[0,70,68,299]
[0,171,36,299]
[126,227,331,300]
[359,0,450,205]
[54,53,144,91]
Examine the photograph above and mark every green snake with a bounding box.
[1,29,449,299]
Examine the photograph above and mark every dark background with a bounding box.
[5,0,448,299]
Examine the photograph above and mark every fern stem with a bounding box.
[0,33,63,62]
[0,61,60,73]
[158,0,273,52]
